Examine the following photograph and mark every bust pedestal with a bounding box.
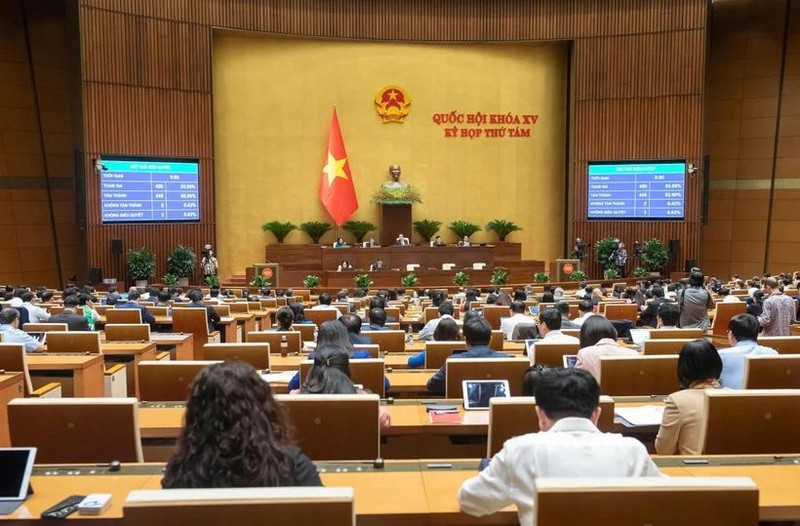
[380,204,412,246]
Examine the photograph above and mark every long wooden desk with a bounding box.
[143,332,194,361]
[5,457,799,524]
[26,354,105,397]
[100,342,158,397]
[0,373,24,447]
[97,316,239,343]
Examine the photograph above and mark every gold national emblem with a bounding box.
[374,85,411,123]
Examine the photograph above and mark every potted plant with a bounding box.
[603,267,620,280]
[353,273,374,289]
[342,220,376,244]
[453,271,470,286]
[534,272,550,283]
[490,268,508,285]
[569,269,587,281]
[641,238,669,275]
[204,275,220,287]
[250,275,271,288]
[162,273,178,287]
[448,220,481,241]
[127,247,156,288]
[166,245,196,287]
[594,236,618,272]
[261,221,297,243]
[401,272,419,288]
[300,221,333,244]
[486,219,522,242]
[303,274,321,289]
[633,266,649,278]
[413,219,442,243]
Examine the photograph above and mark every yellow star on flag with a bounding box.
[322,152,349,186]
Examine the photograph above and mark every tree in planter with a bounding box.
[413,219,442,243]
[534,272,550,283]
[449,220,481,241]
[342,220,376,243]
[452,271,470,286]
[127,247,156,286]
[603,267,620,280]
[641,238,669,273]
[400,272,418,288]
[261,221,297,243]
[353,273,374,289]
[569,269,587,281]
[486,219,522,242]
[250,275,271,288]
[204,275,220,287]
[162,273,178,287]
[303,275,321,289]
[594,236,618,272]
[633,267,649,278]
[490,268,509,285]
[166,245,196,286]
[299,221,333,244]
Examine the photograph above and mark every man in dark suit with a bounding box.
[186,288,220,333]
[367,307,390,331]
[427,316,509,395]
[638,286,668,327]
[339,313,372,346]
[114,290,156,325]
[50,295,91,331]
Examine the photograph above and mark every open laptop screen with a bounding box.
[462,380,510,410]
[0,448,36,502]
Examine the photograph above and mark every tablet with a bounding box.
[0,448,36,515]
[562,355,578,368]
[524,339,537,357]
[26,332,46,345]
[528,305,540,316]
[462,379,510,411]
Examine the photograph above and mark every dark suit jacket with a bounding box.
[639,297,667,327]
[426,345,510,395]
[348,333,372,345]
[49,310,91,331]
[187,301,221,332]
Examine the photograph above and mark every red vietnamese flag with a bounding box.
[319,109,358,225]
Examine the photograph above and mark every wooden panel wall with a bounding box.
[0,0,77,287]
[701,0,799,278]
[78,0,708,284]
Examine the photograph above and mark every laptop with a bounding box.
[462,379,510,411]
[629,328,649,348]
[562,355,578,368]
[0,448,36,515]
[26,332,46,345]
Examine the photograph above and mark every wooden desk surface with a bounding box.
[100,341,157,355]
[26,354,105,370]
[5,458,799,523]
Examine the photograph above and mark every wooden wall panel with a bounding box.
[78,0,708,284]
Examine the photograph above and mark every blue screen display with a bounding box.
[100,158,200,223]
[587,161,686,220]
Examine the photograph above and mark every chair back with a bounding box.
[211,304,231,317]
[710,302,746,336]
[123,488,354,526]
[46,331,101,353]
[642,338,695,355]
[138,360,220,401]
[489,330,503,351]
[531,342,580,368]
[384,306,400,321]
[445,357,529,398]
[146,306,169,317]
[246,331,302,354]
[756,336,800,354]
[22,323,68,332]
[299,358,385,397]
[352,344,380,358]
[0,343,33,395]
[305,308,338,326]
[229,302,250,313]
[361,330,405,353]
[294,289,311,301]
[482,306,511,330]
[294,323,316,342]
[203,343,271,371]
[8,397,143,463]
[648,328,704,339]
[535,477,758,526]
[603,303,639,322]
[599,355,680,396]
[487,395,615,456]
[260,298,278,309]
[105,323,151,342]
[425,341,468,369]
[172,308,213,359]
[276,394,380,460]
[743,354,800,389]
[423,307,440,323]
[106,308,142,324]
[701,389,800,454]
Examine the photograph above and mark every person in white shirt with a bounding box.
[418,301,455,341]
[572,298,595,327]
[575,315,638,380]
[458,368,662,525]
[720,288,741,303]
[310,292,342,319]
[528,307,579,365]
[500,301,532,340]
[21,291,50,323]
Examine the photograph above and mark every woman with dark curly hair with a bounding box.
[161,361,322,488]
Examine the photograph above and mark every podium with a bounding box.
[555,259,581,282]
[380,204,412,246]
[253,263,281,287]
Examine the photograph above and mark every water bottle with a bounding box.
[280,334,288,357]
[406,325,414,345]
